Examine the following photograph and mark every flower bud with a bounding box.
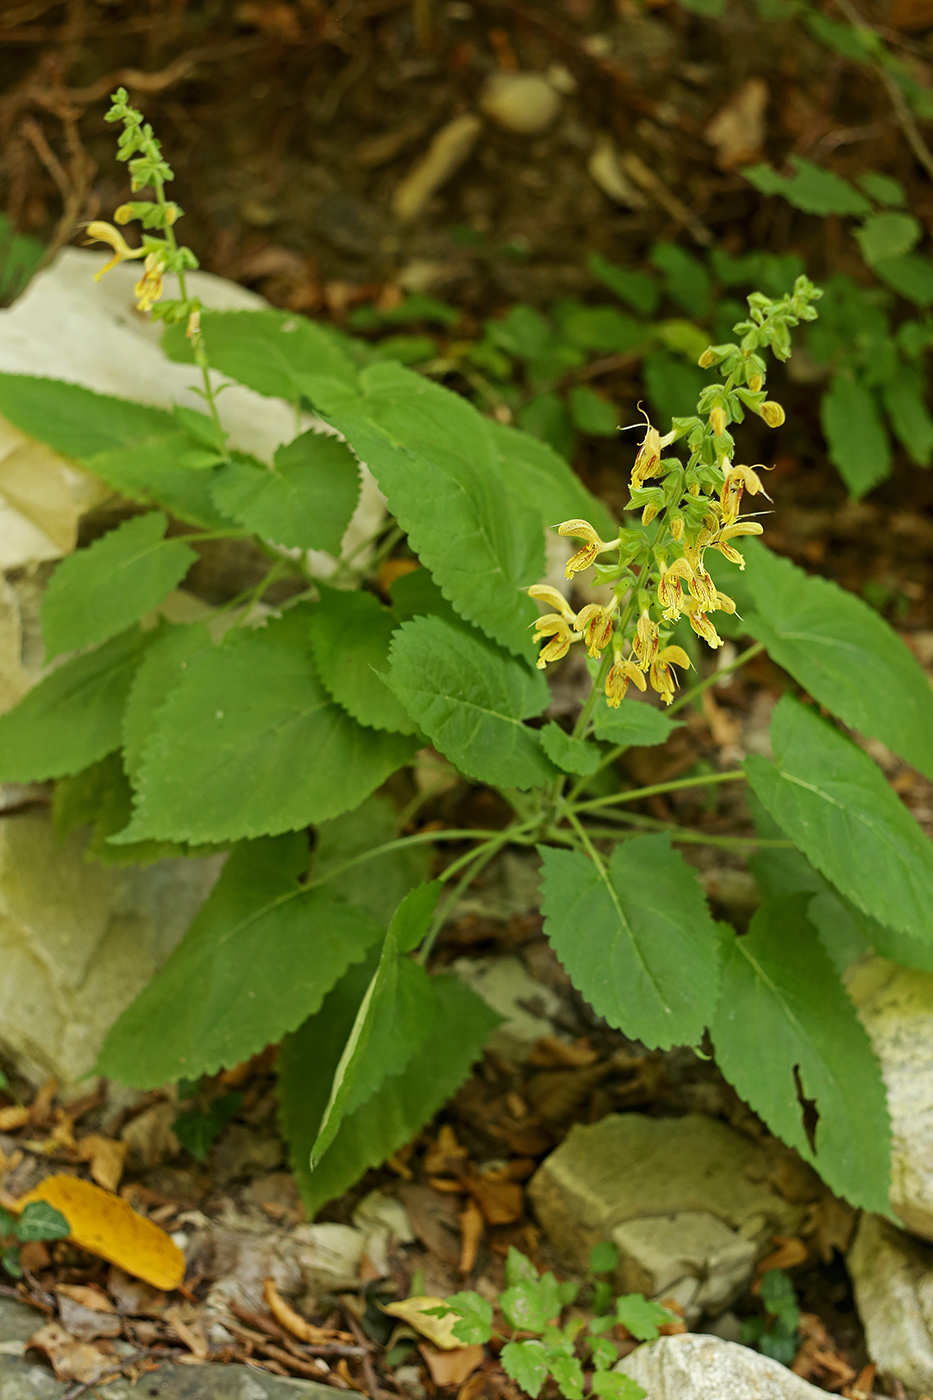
[113,204,134,225]
[710,406,727,438]
[759,400,785,428]
[697,347,717,369]
[670,515,684,541]
[748,374,763,392]
[641,502,659,526]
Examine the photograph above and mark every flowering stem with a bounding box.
[571,768,746,816]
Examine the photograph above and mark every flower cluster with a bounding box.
[529,277,822,709]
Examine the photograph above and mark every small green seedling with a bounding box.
[740,1269,801,1365]
[0,1202,70,1279]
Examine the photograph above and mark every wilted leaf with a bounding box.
[383,1296,465,1350]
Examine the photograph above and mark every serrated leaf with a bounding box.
[52,752,185,867]
[211,431,361,554]
[615,1295,674,1342]
[547,1350,584,1400]
[280,972,500,1216]
[857,171,907,207]
[388,881,443,954]
[587,254,660,316]
[16,1202,70,1243]
[854,212,922,266]
[389,567,460,625]
[568,387,618,437]
[539,836,721,1049]
[113,615,417,844]
[172,1091,242,1162]
[505,1247,539,1288]
[744,541,933,781]
[874,253,933,306]
[592,699,678,749]
[85,433,233,529]
[0,627,147,783]
[820,374,891,497]
[312,795,430,925]
[163,308,360,399]
[311,930,440,1167]
[387,615,555,790]
[711,895,891,1211]
[442,1292,494,1345]
[882,370,933,466]
[745,696,933,942]
[41,512,197,660]
[309,587,418,735]
[743,158,871,216]
[588,1241,619,1275]
[591,1373,645,1400]
[97,834,382,1087]
[539,723,601,777]
[122,623,213,780]
[501,1341,549,1398]
[501,1274,564,1332]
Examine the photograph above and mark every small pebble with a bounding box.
[478,72,562,135]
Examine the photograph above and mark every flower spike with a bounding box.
[556,519,616,579]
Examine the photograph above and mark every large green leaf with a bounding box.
[280,971,499,1216]
[882,370,933,467]
[820,375,891,497]
[41,512,196,660]
[745,696,933,942]
[387,614,555,790]
[309,588,418,735]
[711,896,891,1212]
[485,418,615,539]
[97,834,382,1086]
[163,308,361,398]
[0,628,147,783]
[211,431,361,554]
[310,927,439,1167]
[113,614,417,845]
[121,623,213,780]
[592,699,679,749]
[744,542,933,781]
[311,795,430,925]
[742,158,872,217]
[538,836,721,1048]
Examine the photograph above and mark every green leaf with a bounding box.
[490,400,616,539]
[589,1337,619,1372]
[547,1349,584,1400]
[882,371,933,466]
[52,751,186,868]
[211,432,361,555]
[615,1296,674,1342]
[114,615,417,844]
[591,1374,645,1400]
[506,1247,539,1287]
[0,627,147,783]
[743,542,933,781]
[164,308,360,399]
[587,254,660,316]
[557,305,645,355]
[759,1270,800,1331]
[874,253,933,306]
[442,1292,494,1346]
[643,349,707,424]
[539,836,721,1049]
[539,722,601,777]
[279,971,499,1216]
[568,387,618,436]
[85,433,234,529]
[388,881,443,954]
[501,1341,549,1398]
[172,1091,242,1162]
[592,699,678,749]
[856,171,906,207]
[745,696,933,942]
[854,212,922,266]
[742,158,871,217]
[650,244,712,318]
[16,1202,70,1243]
[311,929,440,1167]
[389,568,461,626]
[122,623,213,781]
[501,1273,564,1332]
[820,374,891,497]
[311,795,430,925]
[41,512,196,660]
[516,392,577,460]
[97,834,382,1087]
[1,1246,23,1278]
[387,615,555,790]
[588,1240,619,1274]
[309,587,418,735]
[711,895,891,1211]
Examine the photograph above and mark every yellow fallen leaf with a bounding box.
[15,1174,185,1290]
[383,1296,463,1351]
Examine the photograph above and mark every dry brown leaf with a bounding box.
[383,1297,463,1350]
[18,1241,50,1272]
[804,1193,857,1261]
[76,1134,128,1193]
[262,1277,354,1344]
[0,1105,29,1131]
[459,1199,484,1276]
[705,78,769,168]
[55,1287,121,1343]
[15,1174,185,1290]
[420,1342,485,1387]
[424,1124,469,1177]
[27,1322,112,1384]
[467,1174,523,1227]
[56,1284,116,1313]
[166,1306,209,1359]
[757,1235,809,1273]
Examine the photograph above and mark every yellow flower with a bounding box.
[632,613,660,670]
[574,602,616,658]
[133,251,167,313]
[528,583,576,623]
[84,221,146,280]
[711,539,745,567]
[531,614,578,669]
[713,589,736,614]
[605,655,646,707]
[649,645,691,706]
[686,604,724,650]
[657,557,692,622]
[719,520,764,540]
[719,463,768,525]
[557,519,616,579]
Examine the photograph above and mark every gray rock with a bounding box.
[451,955,561,1061]
[616,1333,827,1398]
[847,1212,933,1393]
[847,957,933,1241]
[529,1115,804,1311]
[0,813,221,1084]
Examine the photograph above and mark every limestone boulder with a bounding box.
[847,1212,933,1394]
[617,1333,828,1399]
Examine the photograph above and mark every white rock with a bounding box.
[0,812,221,1084]
[478,73,561,135]
[613,1210,757,1321]
[617,1333,827,1398]
[292,1223,366,1292]
[352,1189,415,1243]
[392,115,482,222]
[451,955,562,1060]
[847,1212,933,1393]
[847,957,933,1240]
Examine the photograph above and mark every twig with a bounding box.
[60,1349,150,1400]
[343,1312,383,1400]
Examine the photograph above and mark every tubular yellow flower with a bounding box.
[713,589,737,614]
[720,463,768,525]
[710,406,727,438]
[711,539,745,567]
[719,520,764,541]
[632,613,660,670]
[657,557,693,622]
[84,221,146,280]
[574,602,616,658]
[133,251,166,313]
[605,654,646,707]
[530,614,578,670]
[687,604,724,649]
[670,515,685,541]
[649,645,691,706]
[528,584,576,623]
[557,519,616,579]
